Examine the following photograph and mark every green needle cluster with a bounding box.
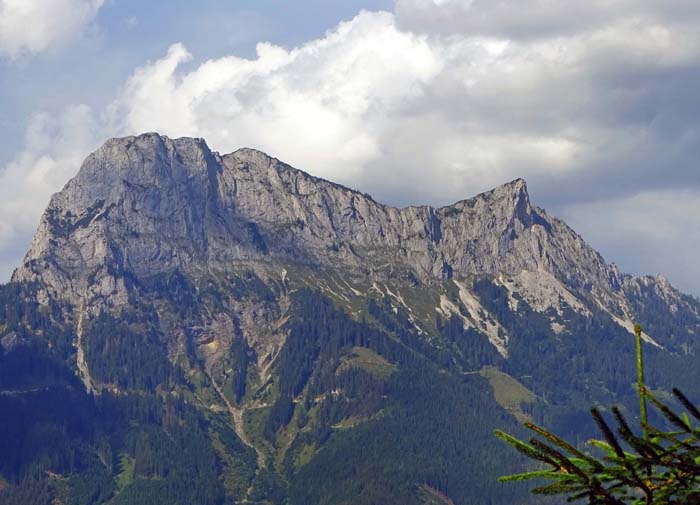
[496,324,700,504]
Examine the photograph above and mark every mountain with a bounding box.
[1,132,699,505]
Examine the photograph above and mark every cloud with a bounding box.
[562,190,700,295]
[0,105,102,279]
[394,0,700,41]
[0,0,104,58]
[109,11,443,182]
[106,7,700,205]
[2,2,700,294]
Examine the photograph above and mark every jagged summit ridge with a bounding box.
[7,133,652,313]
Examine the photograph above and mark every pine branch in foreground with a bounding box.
[495,324,700,504]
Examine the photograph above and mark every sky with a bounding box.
[0,0,699,295]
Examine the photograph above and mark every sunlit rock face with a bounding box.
[12,132,700,355]
[12,134,621,297]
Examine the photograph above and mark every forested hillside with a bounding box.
[1,133,699,505]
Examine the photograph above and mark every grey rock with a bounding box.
[12,134,615,299]
[11,133,699,354]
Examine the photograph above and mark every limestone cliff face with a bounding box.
[12,134,613,297]
[11,132,699,355]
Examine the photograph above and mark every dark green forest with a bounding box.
[1,273,699,505]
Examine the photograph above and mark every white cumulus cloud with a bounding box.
[104,7,700,206]
[0,0,103,58]
[109,11,442,182]
[0,105,102,279]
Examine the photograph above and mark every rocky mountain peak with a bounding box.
[226,146,276,166]
[487,177,529,202]
[7,133,661,313]
[454,177,533,224]
[498,177,532,220]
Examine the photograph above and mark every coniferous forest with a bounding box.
[2,270,700,504]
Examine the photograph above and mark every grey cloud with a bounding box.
[365,4,700,210]
[561,190,700,296]
[395,0,700,41]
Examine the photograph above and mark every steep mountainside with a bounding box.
[1,133,699,505]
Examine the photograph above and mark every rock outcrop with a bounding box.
[10,134,627,300]
[10,132,700,355]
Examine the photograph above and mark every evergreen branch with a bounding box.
[498,470,571,482]
[493,430,559,468]
[673,388,700,422]
[613,407,661,460]
[529,438,590,482]
[634,324,649,442]
[643,387,692,433]
[526,421,606,471]
[495,324,700,504]
[592,409,626,459]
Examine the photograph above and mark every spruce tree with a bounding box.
[495,324,700,504]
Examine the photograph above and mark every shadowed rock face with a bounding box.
[13,133,617,301]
